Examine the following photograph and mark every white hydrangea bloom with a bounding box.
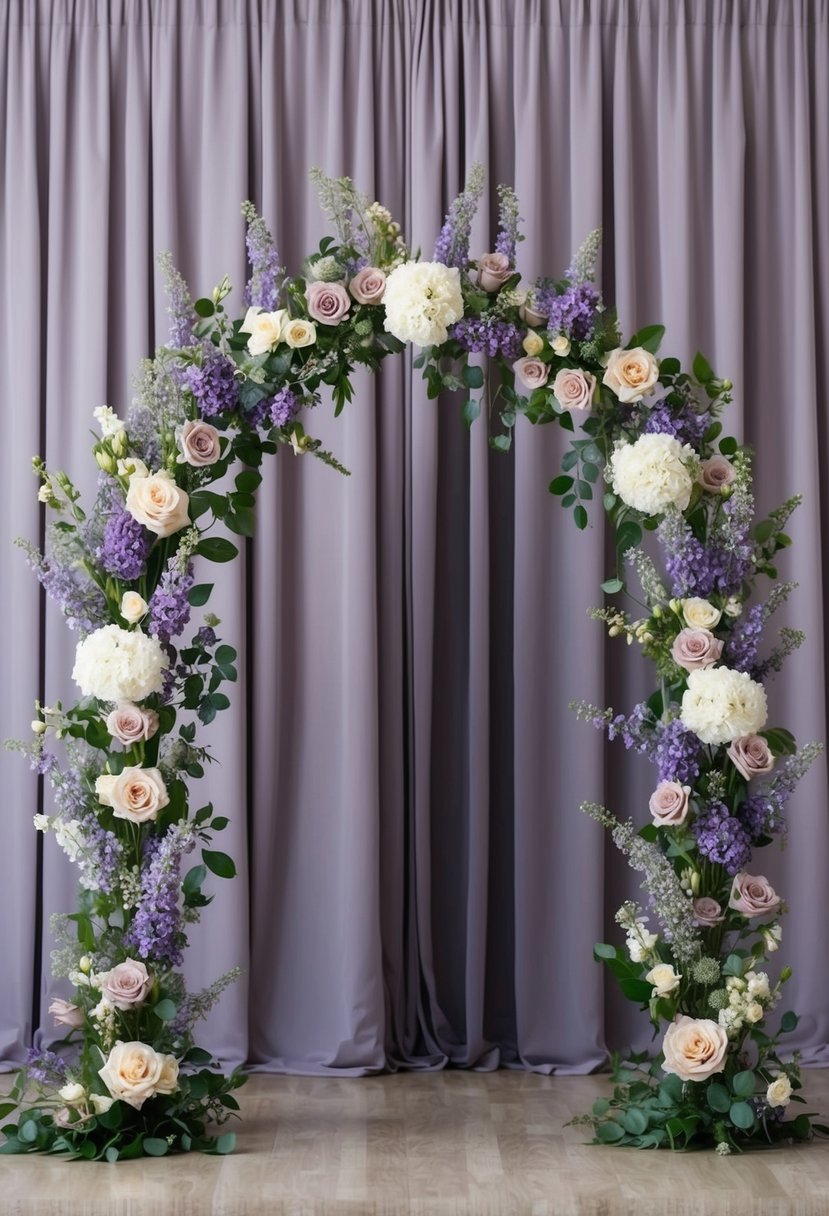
[609,433,696,515]
[680,667,768,745]
[383,260,464,346]
[72,625,168,702]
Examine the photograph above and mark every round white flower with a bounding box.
[240,306,288,356]
[58,1082,86,1105]
[680,667,768,745]
[609,433,696,516]
[645,963,681,997]
[120,591,148,624]
[766,1075,793,1108]
[682,597,722,630]
[551,335,571,357]
[72,625,168,702]
[382,261,464,347]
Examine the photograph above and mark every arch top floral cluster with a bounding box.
[3,166,822,1160]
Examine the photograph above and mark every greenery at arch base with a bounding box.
[2,168,824,1159]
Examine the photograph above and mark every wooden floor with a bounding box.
[2,1069,829,1215]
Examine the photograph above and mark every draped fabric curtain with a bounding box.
[1,0,827,1075]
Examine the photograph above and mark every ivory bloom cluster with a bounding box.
[98,1041,179,1110]
[241,306,317,355]
[680,667,768,745]
[72,625,168,702]
[382,261,464,346]
[609,433,696,516]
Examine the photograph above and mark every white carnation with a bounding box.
[680,667,768,745]
[383,261,464,346]
[71,625,168,702]
[609,433,696,515]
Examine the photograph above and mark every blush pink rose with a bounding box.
[348,267,387,305]
[671,628,723,672]
[692,896,725,927]
[477,252,512,292]
[552,368,595,412]
[699,455,736,492]
[727,734,775,781]
[49,997,85,1029]
[99,959,153,1010]
[648,780,691,826]
[305,281,351,326]
[512,356,549,393]
[729,872,781,920]
[177,419,222,467]
[662,1016,729,1082]
[106,702,159,746]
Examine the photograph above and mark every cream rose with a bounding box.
[661,1016,729,1082]
[766,1075,793,1107]
[682,598,722,630]
[120,591,148,625]
[699,455,736,493]
[177,419,222,467]
[680,667,768,745]
[512,356,549,393]
[283,318,317,348]
[155,1055,180,1096]
[117,456,149,481]
[348,267,387,305]
[126,471,189,538]
[477,251,513,292]
[106,702,159,746]
[671,628,723,672]
[97,766,169,824]
[90,1093,114,1115]
[306,281,351,325]
[692,897,725,928]
[551,335,571,357]
[602,346,660,403]
[646,964,681,998]
[727,735,775,781]
[649,780,691,826]
[49,998,85,1029]
[552,368,595,412]
[99,959,153,1010]
[58,1082,86,1105]
[522,330,544,357]
[729,872,781,920]
[98,1041,165,1110]
[240,306,288,355]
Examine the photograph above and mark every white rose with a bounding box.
[745,1002,764,1024]
[383,261,464,346]
[95,774,118,805]
[609,433,696,516]
[126,470,189,538]
[661,1016,729,1082]
[72,625,168,702]
[120,591,148,624]
[522,330,544,357]
[682,598,722,630]
[551,335,571,357]
[680,667,768,745]
[603,346,660,403]
[98,766,169,824]
[283,318,317,349]
[240,306,288,355]
[645,963,681,997]
[89,1093,114,1115]
[766,1075,793,1108]
[98,1041,165,1110]
[117,456,149,481]
[58,1082,86,1104]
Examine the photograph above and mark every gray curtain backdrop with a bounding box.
[1,0,827,1075]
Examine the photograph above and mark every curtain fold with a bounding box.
[1,0,827,1076]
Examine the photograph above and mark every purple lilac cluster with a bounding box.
[243,207,282,311]
[26,551,107,635]
[149,560,194,643]
[51,765,88,818]
[533,280,601,342]
[98,508,151,581]
[433,166,485,269]
[741,793,784,841]
[653,718,702,785]
[693,800,752,874]
[724,603,764,673]
[448,316,523,361]
[158,251,196,349]
[124,828,195,968]
[75,812,122,894]
[603,701,653,752]
[196,625,217,649]
[269,386,299,429]
[25,1047,67,1085]
[185,352,239,418]
[493,184,522,263]
[33,750,59,777]
[657,515,749,600]
[643,401,711,448]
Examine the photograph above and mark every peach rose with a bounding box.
[98,1041,165,1110]
[512,356,549,393]
[727,735,775,782]
[305,281,351,325]
[349,267,387,305]
[692,896,725,928]
[49,997,84,1029]
[106,702,159,746]
[649,781,691,827]
[729,872,781,920]
[97,766,169,824]
[699,455,736,493]
[662,1016,729,1082]
[177,419,221,467]
[477,252,512,292]
[602,346,660,403]
[552,368,595,412]
[671,628,723,672]
[125,471,189,538]
[99,959,153,1010]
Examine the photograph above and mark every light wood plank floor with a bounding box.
[2,1069,829,1215]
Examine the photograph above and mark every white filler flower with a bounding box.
[383,261,464,346]
[680,666,768,745]
[609,433,696,515]
[72,625,168,702]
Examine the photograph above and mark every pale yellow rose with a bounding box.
[645,963,681,997]
[95,774,118,806]
[682,598,722,630]
[98,1041,164,1110]
[58,1082,86,1104]
[602,346,660,403]
[661,1016,729,1082]
[117,456,149,481]
[240,306,288,355]
[551,335,571,357]
[283,318,317,349]
[125,471,189,538]
[766,1075,792,1107]
[154,1055,180,1096]
[522,330,544,357]
[89,1093,114,1115]
[120,591,148,624]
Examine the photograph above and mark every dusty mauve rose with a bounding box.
[512,356,549,392]
[106,702,159,746]
[126,471,189,538]
[662,1016,729,1082]
[99,959,153,1010]
[477,251,513,292]
[177,419,221,467]
[729,872,781,920]
[552,368,595,412]
[97,766,169,824]
[727,734,775,781]
[692,896,725,927]
[98,1042,164,1110]
[699,455,737,493]
[49,997,84,1029]
[649,780,691,826]
[305,280,351,326]
[349,267,387,305]
[671,627,723,672]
